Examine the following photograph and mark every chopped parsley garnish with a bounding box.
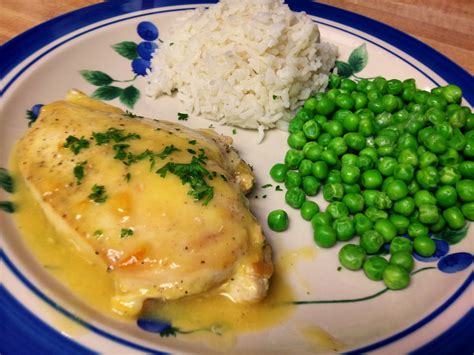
[262,195,267,199]
[188,140,197,145]
[93,229,104,238]
[272,95,280,100]
[124,110,143,118]
[26,110,37,127]
[156,156,214,205]
[208,124,215,128]
[113,143,130,160]
[0,201,15,213]
[187,148,196,154]
[275,185,283,191]
[120,228,134,238]
[157,144,180,160]
[73,161,87,185]
[261,184,273,188]
[92,127,140,145]
[63,135,90,155]
[0,167,14,193]
[232,128,237,135]
[220,174,228,181]
[88,184,107,203]
[124,172,131,182]
[177,112,189,121]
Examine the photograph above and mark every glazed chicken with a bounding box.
[16,90,273,315]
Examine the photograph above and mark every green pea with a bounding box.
[390,251,414,272]
[458,161,474,179]
[361,169,383,189]
[434,121,453,140]
[303,97,318,112]
[333,217,355,241]
[463,138,474,158]
[393,109,410,124]
[382,94,398,113]
[335,93,355,110]
[390,236,413,254]
[339,244,366,270]
[439,148,459,167]
[449,129,467,151]
[285,187,306,209]
[364,256,389,281]
[398,148,419,167]
[323,183,344,202]
[408,222,429,238]
[386,79,403,95]
[359,147,378,162]
[360,230,384,254]
[448,109,466,129]
[340,78,357,91]
[383,264,410,290]
[300,201,320,221]
[374,77,387,93]
[413,236,436,257]
[424,132,447,154]
[341,112,360,132]
[287,131,307,149]
[340,165,360,184]
[418,204,440,224]
[327,170,342,184]
[414,190,437,207]
[302,120,321,140]
[312,161,329,180]
[456,180,474,202]
[389,214,410,234]
[461,202,474,220]
[363,190,379,207]
[407,180,421,196]
[295,108,312,122]
[435,186,458,208]
[343,193,365,214]
[416,167,439,190]
[385,179,408,201]
[284,149,304,169]
[374,219,397,243]
[288,118,304,133]
[311,212,333,227]
[313,225,337,248]
[341,153,358,166]
[327,201,349,219]
[267,210,289,232]
[368,98,385,114]
[302,176,321,196]
[285,170,302,189]
[321,149,338,166]
[439,166,461,185]
[443,207,465,229]
[305,145,323,162]
[314,114,328,127]
[333,109,352,124]
[393,163,414,182]
[324,121,344,137]
[393,197,416,216]
[419,151,438,169]
[398,133,418,151]
[377,157,397,176]
[344,132,366,151]
[357,155,373,172]
[402,87,415,102]
[365,207,388,222]
[430,214,446,233]
[328,137,348,156]
[329,74,341,89]
[425,107,445,125]
[367,89,382,102]
[374,191,393,210]
[405,118,425,136]
[343,183,361,195]
[358,117,374,137]
[298,159,313,177]
[353,92,368,110]
[426,94,447,111]
[318,133,332,147]
[315,97,336,116]
[354,213,373,235]
[270,163,289,183]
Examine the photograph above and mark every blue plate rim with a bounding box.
[1,0,473,353]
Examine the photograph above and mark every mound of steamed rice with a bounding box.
[146,0,337,129]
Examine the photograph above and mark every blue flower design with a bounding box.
[26,104,44,126]
[137,317,177,336]
[437,252,473,273]
[132,58,152,76]
[137,21,159,41]
[137,41,159,60]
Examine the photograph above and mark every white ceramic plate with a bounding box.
[1,1,473,353]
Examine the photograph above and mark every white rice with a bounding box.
[146,0,337,129]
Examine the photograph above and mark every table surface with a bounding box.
[1,0,473,73]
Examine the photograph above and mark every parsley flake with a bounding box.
[187,148,196,154]
[188,140,197,145]
[73,161,87,185]
[124,110,143,118]
[93,229,104,238]
[261,184,273,188]
[177,112,189,121]
[275,185,283,191]
[63,135,90,155]
[88,184,107,203]
[232,128,237,135]
[92,128,140,145]
[120,228,134,239]
[124,172,131,182]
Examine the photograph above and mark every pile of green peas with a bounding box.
[267,74,473,290]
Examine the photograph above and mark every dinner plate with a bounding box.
[1,0,473,353]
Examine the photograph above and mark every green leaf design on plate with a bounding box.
[348,43,368,74]
[0,201,16,213]
[120,85,140,108]
[112,41,139,60]
[80,70,114,86]
[335,60,353,78]
[434,223,469,245]
[26,110,37,127]
[92,86,123,100]
[0,168,14,193]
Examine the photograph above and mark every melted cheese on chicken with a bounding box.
[16,90,273,315]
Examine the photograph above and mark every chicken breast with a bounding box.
[16,90,273,316]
